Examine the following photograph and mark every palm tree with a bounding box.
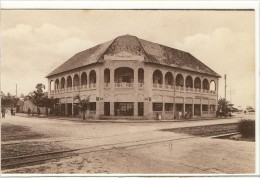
[27,83,45,115]
[74,95,90,120]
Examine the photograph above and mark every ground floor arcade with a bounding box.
[56,101,216,119]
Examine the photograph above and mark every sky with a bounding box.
[0,10,256,108]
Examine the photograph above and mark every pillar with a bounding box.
[183,99,185,118]
[200,99,203,117]
[192,99,195,118]
[134,102,138,116]
[110,102,114,116]
[65,99,68,115]
[72,97,74,116]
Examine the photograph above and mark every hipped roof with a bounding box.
[47,35,220,78]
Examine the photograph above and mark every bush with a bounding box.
[238,119,255,138]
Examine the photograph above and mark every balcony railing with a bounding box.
[186,87,193,92]
[194,88,201,93]
[203,89,209,93]
[89,83,96,89]
[115,82,134,88]
[80,85,88,90]
[66,87,72,92]
[210,90,216,94]
[73,86,79,91]
[104,83,110,88]
[138,83,144,88]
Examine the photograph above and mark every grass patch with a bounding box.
[161,123,238,137]
[238,119,255,138]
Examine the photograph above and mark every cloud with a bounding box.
[175,27,255,107]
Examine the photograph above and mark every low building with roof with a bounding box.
[46,35,220,119]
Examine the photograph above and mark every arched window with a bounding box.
[50,80,54,90]
[73,74,80,87]
[185,76,193,88]
[61,77,65,89]
[165,72,173,86]
[89,70,96,84]
[194,77,201,89]
[176,74,184,87]
[67,76,72,88]
[203,79,209,90]
[138,68,144,83]
[55,79,59,90]
[153,70,163,84]
[81,72,87,86]
[114,67,134,83]
[210,80,216,91]
[104,69,110,83]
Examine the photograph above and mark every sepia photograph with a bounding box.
[0,1,259,176]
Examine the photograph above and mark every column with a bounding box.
[183,98,185,118]
[134,68,138,88]
[134,102,138,116]
[65,98,68,115]
[110,102,114,116]
[72,96,74,116]
[192,99,195,118]
[200,99,202,117]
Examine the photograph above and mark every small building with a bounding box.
[46,35,220,119]
[16,95,48,115]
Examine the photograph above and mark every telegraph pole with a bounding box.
[224,74,227,100]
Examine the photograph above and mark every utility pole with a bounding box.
[224,74,227,100]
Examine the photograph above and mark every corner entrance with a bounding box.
[138,102,144,116]
[104,102,110,116]
[194,104,201,116]
[114,102,134,116]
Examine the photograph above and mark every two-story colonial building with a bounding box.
[46,35,220,120]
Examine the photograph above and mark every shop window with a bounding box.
[153,103,163,111]
[202,105,208,111]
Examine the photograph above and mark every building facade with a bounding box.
[47,35,220,119]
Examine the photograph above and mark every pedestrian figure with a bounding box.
[1,108,5,118]
[37,107,40,116]
[11,108,14,116]
[117,109,120,116]
[179,111,182,119]
[28,108,31,116]
[32,109,35,116]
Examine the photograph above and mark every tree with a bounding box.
[27,83,46,115]
[74,95,90,120]
[1,92,19,108]
[217,98,231,117]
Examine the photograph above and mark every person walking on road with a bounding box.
[10,108,14,116]
[1,108,5,118]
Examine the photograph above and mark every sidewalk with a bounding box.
[15,112,233,124]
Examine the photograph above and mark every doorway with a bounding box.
[104,102,110,116]
[138,102,144,116]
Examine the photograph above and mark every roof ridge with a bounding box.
[96,37,118,63]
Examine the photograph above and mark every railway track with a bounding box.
[1,123,239,171]
[2,135,198,170]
